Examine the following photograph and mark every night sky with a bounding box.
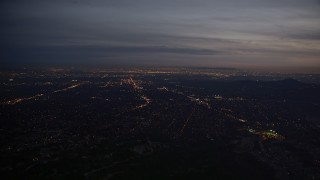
[1,0,320,71]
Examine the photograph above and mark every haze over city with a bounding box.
[1,0,320,72]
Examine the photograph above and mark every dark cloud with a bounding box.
[1,45,220,64]
[288,32,320,41]
[99,46,220,55]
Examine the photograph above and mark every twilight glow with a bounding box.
[1,0,320,72]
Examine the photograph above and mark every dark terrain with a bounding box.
[1,67,320,179]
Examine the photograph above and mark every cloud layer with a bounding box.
[1,0,320,71]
